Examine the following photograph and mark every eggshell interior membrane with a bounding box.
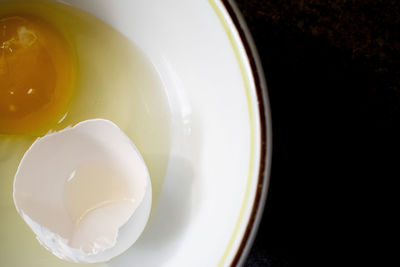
[13,119,152,263]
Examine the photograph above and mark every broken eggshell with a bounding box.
[13,119,152,263]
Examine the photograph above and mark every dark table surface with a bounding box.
[237,1,398,266]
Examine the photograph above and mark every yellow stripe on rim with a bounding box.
[208,0,257,266]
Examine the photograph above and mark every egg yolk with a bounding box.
[0,15,74,134]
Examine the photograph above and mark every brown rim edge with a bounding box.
[219,1,273,266]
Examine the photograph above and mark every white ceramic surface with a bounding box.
[5,0,272,266]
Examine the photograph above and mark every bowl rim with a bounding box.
[210,0,273,266]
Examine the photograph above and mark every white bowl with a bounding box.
[5,0,272,266]
[63,0,272,266]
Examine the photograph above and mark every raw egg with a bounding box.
[0,1,171,266]
[0,15,74,134]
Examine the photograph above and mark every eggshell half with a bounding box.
[13,119,152,263]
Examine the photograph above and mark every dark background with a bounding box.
[237,1,399,266]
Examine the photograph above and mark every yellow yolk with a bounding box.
[0,15,74,134]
